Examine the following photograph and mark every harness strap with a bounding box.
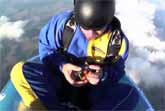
[61,15,76,52]
[108,17,122,54]
[106,17,123,63]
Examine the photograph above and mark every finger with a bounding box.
[86,73,99,79]
[62,63,81,72]
[88,65,101,70]
[75,80,88,84]
[70,64,81,71]
[73,80,88,87]
[88,70,102,76]
[64,71,75,85]
[86,75,100,85]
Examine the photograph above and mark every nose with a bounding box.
[87,30,97,37]
[81,27,105,40]
[85,30,99,39]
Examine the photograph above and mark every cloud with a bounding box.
[116,0,165,87]
[0,16,27,40]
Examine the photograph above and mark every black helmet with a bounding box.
[74,0,115,30]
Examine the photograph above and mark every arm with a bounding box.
[103,58,125,83]
[38,13,68,71]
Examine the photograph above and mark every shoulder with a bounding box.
[40,11,73,32]
[40,11,73,37]
[49,11,73,26]
[39,11,74,46]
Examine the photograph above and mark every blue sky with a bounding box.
[149,0,165,8]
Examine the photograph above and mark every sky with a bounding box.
[116,0,165,88]
[0,0,165,88]
[0,0,72,40]
[150,0,165,9]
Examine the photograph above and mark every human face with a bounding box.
[80,26,107,40]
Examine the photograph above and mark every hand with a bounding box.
[61,63,88,87]
[85,65,103,85]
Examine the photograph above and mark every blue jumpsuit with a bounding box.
[20,11,139,110]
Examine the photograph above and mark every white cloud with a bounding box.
[0,16,27,40]
[116,0,165,87]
